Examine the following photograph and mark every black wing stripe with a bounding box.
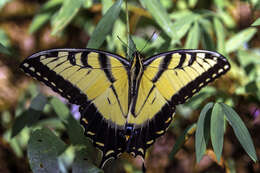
[151,53,172,83]
[99,53,116,83]
[81,51,92,68]
[175,53,186,69]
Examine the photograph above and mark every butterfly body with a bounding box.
[20,48,230,167]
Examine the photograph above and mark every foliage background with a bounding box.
[0,0,260,172]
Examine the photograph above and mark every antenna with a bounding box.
[140,31,158,53]
[117,35,137,59]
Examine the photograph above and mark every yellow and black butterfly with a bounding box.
[20,48,230,167]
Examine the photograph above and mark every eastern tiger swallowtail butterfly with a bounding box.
[20,48,230,168]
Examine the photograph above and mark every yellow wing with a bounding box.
[126,50,230,157]
[19,48,130,166]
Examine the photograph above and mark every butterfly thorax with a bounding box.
[129,52,144,116]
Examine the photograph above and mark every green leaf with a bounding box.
[185,22,200,49]
[201,24,215,51]
[0,42,11,55]
[29,0,63,34]
[213,17,225,54]
[0,0,10,9]
[30,93,48,111]
[186,86,217,109]
[72,147,103,173]
[11,93,48,137]
[66,115,91,146]
[210,103,225,162]
[140,0,177,41]
[238,50,260,67]
[188,0,198,8]
[28,128,67,173]
[169,123,196,160]
[49,97,93,146]
[195,102,213,163]
[214,0,225,9]
[101,0,113,14]
[11,109,41,137]
[172,13,200,40]
[50,97,70,121]
[51,0,85,35]
[220,103,258,162]
[87,0,123,49]
[218,10,236,28]
[127,35,137,60]
[226,28,257,53]
[251,17,260,26]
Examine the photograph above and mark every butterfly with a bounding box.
[20,48,230,167]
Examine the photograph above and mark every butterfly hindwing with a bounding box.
[19,48,131,166]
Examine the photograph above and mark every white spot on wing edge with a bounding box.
[224,65,229,70]
[23,63,29,67]
[29,67,35,71]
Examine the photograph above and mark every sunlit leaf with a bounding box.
[185,22,200,49]
[251,17,260,26]
[220,103,258,162]
[195,103,213,163]
[87,0,123,49]
[238,50,260,67]
[188,0,198,8]
[211,103,224,162]
[52,0,85,35]
[101,0,113,14]
[213,17,225,54]
[0,0,10,9]
[226,28,257,53]
[172,13,199,40]
[218,11,236,28]
[140,0,177,41]
[29,0,63,34]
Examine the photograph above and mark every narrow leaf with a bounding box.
[87,0,123,49]
[169,124,196,160]
[210,103,225,162]
[238,50,260,67]
[52,0,85,35]
[29,0,63,34]
[195,103,214,162]
[251,17,260,26]
[28,128,67,173]
[0,42,11,55]
[213,17,225,54]
[140,0,177,41]
[220,103,258,162]
[172,13,199,40]
[201,25,215,51]
[226,28,257,53]
[185,22,200,49]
